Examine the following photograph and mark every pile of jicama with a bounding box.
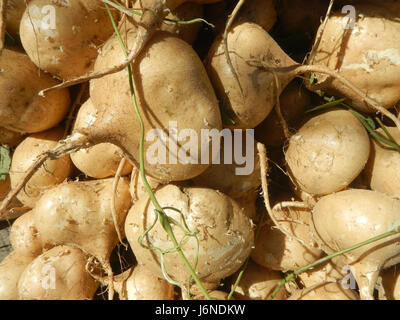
[0,0,400,300]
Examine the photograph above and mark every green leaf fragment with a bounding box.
[365,117,376,130]
[0,145,11,181]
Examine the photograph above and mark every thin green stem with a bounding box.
[350,110,400,152]
[105,3,211,300]
[305,98,346,114]
[375,117,397,144]
[227,259,249,300]
[269,226,400,300]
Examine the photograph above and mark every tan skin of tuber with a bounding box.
[311,189,400,300]
[9,210,44,258]
[33,178,132,265]
[0,251,35,300]
[19,0,118,80]
[31,178,132,299]
[88,28,222,182]
[251,203,324,272]
[231,260,287,300]
[101,264,175,300]
[18,245,99,300]
[363,127,400,199]
[125,184,254,287]
[0,48,70,133]
[285,109,371,196]
[9,127,74,208]
[207,22,297,129]
[207,17,400,131]
[307,2,400,113]
[70,99,132,179]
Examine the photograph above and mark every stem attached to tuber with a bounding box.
[105,3,211,300]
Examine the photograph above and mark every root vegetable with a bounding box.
[88,28,222,182]
[285,109,370,196]
[124,264,175,300]
[18,245,99,300]
[231,260,287,300]
[125,184,254,286]
[206,18,400,131]
[10,127,74,208]
[19,0,117,80]
[0,48,70,133]
[109,264,175,300]
[9,210,43,258]
[162,2,203,44]
[363,127,400,199]
[206,22,298,129]
[70,99,132,179]
[0,251,35,300]
[33,178,132,265]
[71,143,132,179]
[307,2,400,113]
[251,202,323,272]
[311,189,400,300]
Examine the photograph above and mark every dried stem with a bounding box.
[271,70,290,140]
[257,142,311,248]
[223,0,246,97]
[307,0,335,64]
[111,157,129,248]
